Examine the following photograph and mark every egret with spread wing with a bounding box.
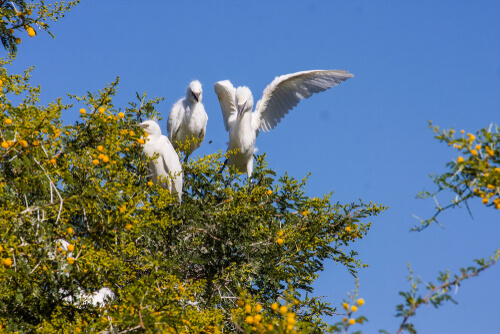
[167,80,208,159]
[214,70,354,177]
[139,120,183,201]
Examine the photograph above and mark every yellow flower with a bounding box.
[138,138,145,145]
[118,112,125,118]
[97,145,104,152]
[345,226,351,233]
[3,258,12,268]
[79,108,86,115]
[98,107,105,114]
[67,244,75,252]
[92,159,99,165]
[15,38,21,44]
[351,305,358,312]
[457,156,464,163]
[471,149,478,156]
[119,205,126,213]
[266,190,272,195]
[125,223,132,229]
[475,144,481,150]
[271,303,278,311]
[254,314,262,322]
[348,318,356,325]
[342,302,349,310]
[301,210,308,216]
[102,155,109,163]
[148,181,154,187]
[4,118,12,125]
[67,257,75,264]
[50,158,56,165]
[255,303,262,312]
[279,305,288,314]
[245,316,253,324]
[342,317,347,322]
[26,26,35,37]
[357,298,365,306]
[1,142,8,149]
[67,227,74,234]
[244,304,251,314]
[277,238,284,245]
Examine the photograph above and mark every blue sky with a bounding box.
[10,1,500,333]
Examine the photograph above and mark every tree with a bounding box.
[0,5,384,331]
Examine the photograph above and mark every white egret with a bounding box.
[214,70,354,177]
[139,120,183,201]
[167,80,208,158]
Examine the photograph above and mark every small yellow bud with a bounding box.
[26,26,35,37]
[277,238,284,245]
[245,316,253,324]
[244,304,251,314]
[1,142,8,149]
[97,145,104,152]
[255,304,262,312]
[148,181,154,187]
[138,138,145,145]
[3,258,12,268]
[118,112,125,118]
[279,305,288,314]
[92,159,99,165]
[471,149,478,156]
[357,298,365,306]
[50,158,56,165]
[457,156,464,163]
[348,318,356,325]
[351,305,358,312]
[102,155,109,163]
[266,190,272,195]
[67,257,74,264]
[67,244,75,252]
[67,227,74,234]
[345,226,351,233]
[271,303,278,311]
[15,38,21,44]
[342,302,349,310]
[4,118,12,125]
[79,108,86,115]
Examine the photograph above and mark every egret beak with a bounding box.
[138,123,148,129]
[237,102,246,119]
[192,91,200,102]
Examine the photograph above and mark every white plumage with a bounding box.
[214,70,354,177]
[167,80,208,157]
[139,120,183,201]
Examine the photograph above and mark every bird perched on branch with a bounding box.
[214,70,353,177]
[139,120,183,201]
[167,80,208,159]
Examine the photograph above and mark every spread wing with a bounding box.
[254,70,354,132]
[167,99,183,142]
[214,80,237,132]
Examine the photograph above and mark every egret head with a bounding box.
[187,80,203,103]
[236,86,253,119]
[139,120,162,139]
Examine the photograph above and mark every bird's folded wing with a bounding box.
[214,80,238,132]
[167,101,182,142]
[255,70,354,132]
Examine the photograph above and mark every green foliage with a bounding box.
[0,55,385,332]
[0,0,80,54]
[390,252,499,334]
[415,121,500,231]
